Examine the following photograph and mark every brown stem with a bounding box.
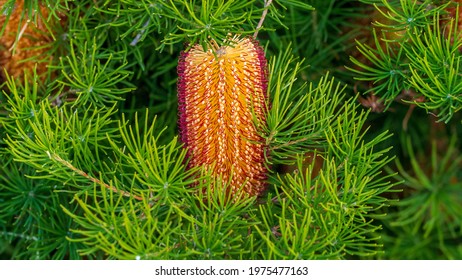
[253,0,273,38]
[47,152,143,201]
[270,137,309,151]
[9,20,30,52]
[402,103,415,131]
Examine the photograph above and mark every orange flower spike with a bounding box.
[177,36,269,196]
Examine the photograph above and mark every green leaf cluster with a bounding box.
[349,0,462,123]
[379,134,462,259]
[349,0,462,259]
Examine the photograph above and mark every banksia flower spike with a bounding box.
[177,35,269,197]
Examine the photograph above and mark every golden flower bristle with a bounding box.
[177,35,269,196]
[0,1,65,83]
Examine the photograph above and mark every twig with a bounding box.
[270,137,309,151]
[47,151,144,201]
[402,103,415,131]
[1,231,39,241]
[9,19,30,52]
[130,19,150,46]
[253,0,273,38]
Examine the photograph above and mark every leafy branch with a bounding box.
[349,0,462,122]
[47,152,143,201]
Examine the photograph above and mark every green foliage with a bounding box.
[268,0,360,78]
[372,0,445,31]
[57,38,134,106]
[350,0,462,259]
[349,0,462,123]
[395,137,462,237]
[263,49,341,164]
[1,0,461,260]
[347,29,407,103]
[379,135,462,259]
[406,18,462,122]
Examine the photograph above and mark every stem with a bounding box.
[9,20,30,52]
[270,135,317,151]
[402,103,415,131]
[47,152,143,201]
[130,18,151,46]
[0,231,39,241]
[253,0,273,38]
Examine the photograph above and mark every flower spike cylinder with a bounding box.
[177,36,269,196]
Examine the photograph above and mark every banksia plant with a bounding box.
[350,0,459,120]
[177,36,268,197]
[2,0,460,261]
[349,0,462,259]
